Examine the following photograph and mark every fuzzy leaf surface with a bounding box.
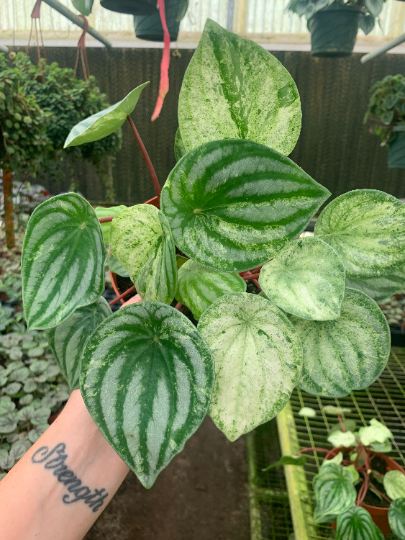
[22,193,106,330]
[336,506,384,540]
[161,139,330,272]
[313,463,357,523]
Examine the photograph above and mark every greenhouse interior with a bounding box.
[1,1,405,539]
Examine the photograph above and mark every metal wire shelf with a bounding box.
[247,347,405,540]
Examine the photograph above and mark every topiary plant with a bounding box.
[18,20,405,512]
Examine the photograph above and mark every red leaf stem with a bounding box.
[109,285,136,306]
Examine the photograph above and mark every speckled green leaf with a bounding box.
[161,139,330,272]
[259,237,345,320]
[72,0,94,16]
[176,260,246,319]
[336,506,384,540]
[174,128,186,161]
[64,83,149,148]
[47,297,112,391]
[313,463,356,523]
[22,193,107,330]
[110,205,177,305]
[293,288,390,397]
[315,190,405,278]
[95,205,127,244]
[178,19,301,156]
[384,471,405,500]
[389,498,405,540]
[346,267,405,302]
[197,293,302,441]
[80,302,215,488]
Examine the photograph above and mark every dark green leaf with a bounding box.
[336,506,384,540]
[313,463,356,523]
[389,498,405,540]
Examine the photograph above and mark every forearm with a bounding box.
[0,389,129,540]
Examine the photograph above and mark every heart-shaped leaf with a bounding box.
[95,205,127,245]
[9,439,31,461]
[327,431,356,449]
[80,302,215,488]
[174,128,186,162]
[259,237,345,320]
[313,463,357,523]
[178,19,301,156]
[64,82,149,148]
[364,0,383,17]
[161,139,330,272]
[47,297,112,391]
[389,498,405,540]
[0,414,17,434]
[197,293,302,441]
[293,288,390,397]
[346,267,405,302]
[359,419,393,446]
[31,407,51,426]
[384,471,405,500]
[0,397,15,416]
[314,190,405,278]
[22,193,107,330]
[176,259,246,319]
[336,506,384,540]
[110,205,177,305]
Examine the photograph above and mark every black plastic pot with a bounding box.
[388,132,405,169]
[308,5,361,57]
[100,0,157,16]
[133,0,188,41]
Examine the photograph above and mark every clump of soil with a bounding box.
[116,275,136,301]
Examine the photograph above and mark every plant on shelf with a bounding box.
[15,20,405,538]
[287,0,386,57]
[268,406,405,538]
[365,74,405,170]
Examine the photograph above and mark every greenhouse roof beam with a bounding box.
[361,32,405,63]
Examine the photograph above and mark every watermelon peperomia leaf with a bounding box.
[161,139,330,272]
[95,205,127,245]
[313,462,357,523]
[384,471,405,500]
[22,193,107,330]
[80,301,215,488]
[389,498,405,540]
[178,19,301,156]
[358,418,393,446]
[335,506,384,540]
[174,128,187,161]
[346,267,405,302]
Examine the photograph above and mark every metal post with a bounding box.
[41,0,112,48]
[361,32,405,63]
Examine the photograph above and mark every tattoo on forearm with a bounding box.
[31,443,108,513]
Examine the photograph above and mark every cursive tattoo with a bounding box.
[31,443,108,513]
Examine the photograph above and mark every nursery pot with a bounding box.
[388,130,405,169]
[133,0,188,41]
[326,446,405,537]
[100,0,157,16]
[308,5,361,57]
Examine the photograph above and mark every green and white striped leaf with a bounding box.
[314,190,405,278]
[22,193,107,330]
[161,139,330,272]
[80,301,215,488]
[176,259,246,319]
[174,128,186,162]
[313,463,357,523]
[346,267,405,302]
[95,205,127,245]
[64,82,149,148]
[47,297,112,391]
[110,205,177,305]
[336,506,384,540]
[178,19,301,156]
[384,471,405,500]
[259,237,345,320]
[197,293,303,441]
[389,498,405,540]
[293,288,390,397]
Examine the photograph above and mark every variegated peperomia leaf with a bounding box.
[313,463,356,523]
[346,267,405,302]
[197,293,302,441]
[22,194,107,330]
[47,297,112,390]
[389,498,405,540]
[384,471,405,500]
[161,139,330,272]
[176,259,246,319]
[110,205,177,305]
[336,506,384,540]
[315,190,405,278]
[293,288,390,397]
[174,128,186,162]
[80,302,215,488]
[259,237,345,320]
[178,19,301,156]
[95,205,127,245]
[358,419,393,446]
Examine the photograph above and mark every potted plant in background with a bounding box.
[287,0,385,57]
[365,74,405,170]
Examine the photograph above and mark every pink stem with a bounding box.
[99,216,114,223]
[252,279,261,290]
[109,285,136,306]
[295,447,330,455]
[175,302,183,310]
[151,0,170,121]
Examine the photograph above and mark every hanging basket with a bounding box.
[133,0,188,42]
[308,5,361,57]
[100,0,157,16]
[388,131,405,169]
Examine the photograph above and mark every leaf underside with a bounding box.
[336,506,384,540]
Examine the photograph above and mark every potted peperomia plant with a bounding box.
[268,406,405,538]
[16,22,405,539]
[365,74,405,170]
[287,0,385,57]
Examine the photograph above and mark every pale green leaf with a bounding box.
[298,407,317,418]
[322,452,343,466]
[389,498,405,540]
[174,128,186,161]
[346,267,405,302]
[3,383,22,396]
[313,463,357,523]
[28,424,49,443]
[9,367,30,383]
[0,414,17,434]
[10,439,31,460]
[336,506,384,540]
[263,455,307,471]
[0,452,15,470]
[198,293,303,441]
[178,19,301,156]
[22,193,107,330]
[371,441,392,453]
[359,419,393,446]
[95,205,127,245]
[346,464,360,483]
[293,289,390,397]
[30,407,51,426]
[0,397,15,416]
[259,237,345,320]
[161,139,330,272]
[64,83,149,148]
[323,405,352,415]
[327,431,356,448]
[314,190,405,278]
[384,471,405,500]
[331,420,357,434]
